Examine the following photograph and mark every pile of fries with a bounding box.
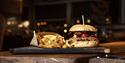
[36,32,68,48]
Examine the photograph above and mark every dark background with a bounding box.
[0,0,125,51]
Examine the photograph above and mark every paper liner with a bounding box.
[30,31,38,46]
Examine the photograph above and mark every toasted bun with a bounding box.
[69,24,97,32]
[77,41,98,47]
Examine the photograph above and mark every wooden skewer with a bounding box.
[82,15,85,25]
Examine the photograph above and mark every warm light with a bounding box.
[105,54,108,57]
[18,24,23,28]
[64,24,67,27]
[7,21,11,25]
[37,22,40,26]
[18,21,30,28]
[76,20,80,24]
[7,21,17,25]
[87,19,91,23]
[64,29,67,33]
[106,18,110,22]
[105,18,111,24]
[23,21,30,27]
[40,22,47,25]
[7,17,18,25]
[97,56,100,58]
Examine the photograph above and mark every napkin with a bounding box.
[30,31,38,46]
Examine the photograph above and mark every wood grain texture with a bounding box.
[0,51,98,58]
[0,51,97,63]
[90,58,125,63]
[99,41,125,53]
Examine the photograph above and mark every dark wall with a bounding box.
[0,0,22,16]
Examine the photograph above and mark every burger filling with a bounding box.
[73,31,98,42]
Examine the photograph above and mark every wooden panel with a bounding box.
[1,0,23,16]
[0,14,6,50]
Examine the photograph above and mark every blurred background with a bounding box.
[0,0,125,50]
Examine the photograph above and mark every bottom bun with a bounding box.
[76,41,99,47]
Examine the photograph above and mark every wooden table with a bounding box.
[90,41,125,63]
[0,51,100,63]
[0,41,125,63]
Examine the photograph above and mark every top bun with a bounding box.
[69,24,97,32]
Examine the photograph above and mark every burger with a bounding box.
[66,24,99,48]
